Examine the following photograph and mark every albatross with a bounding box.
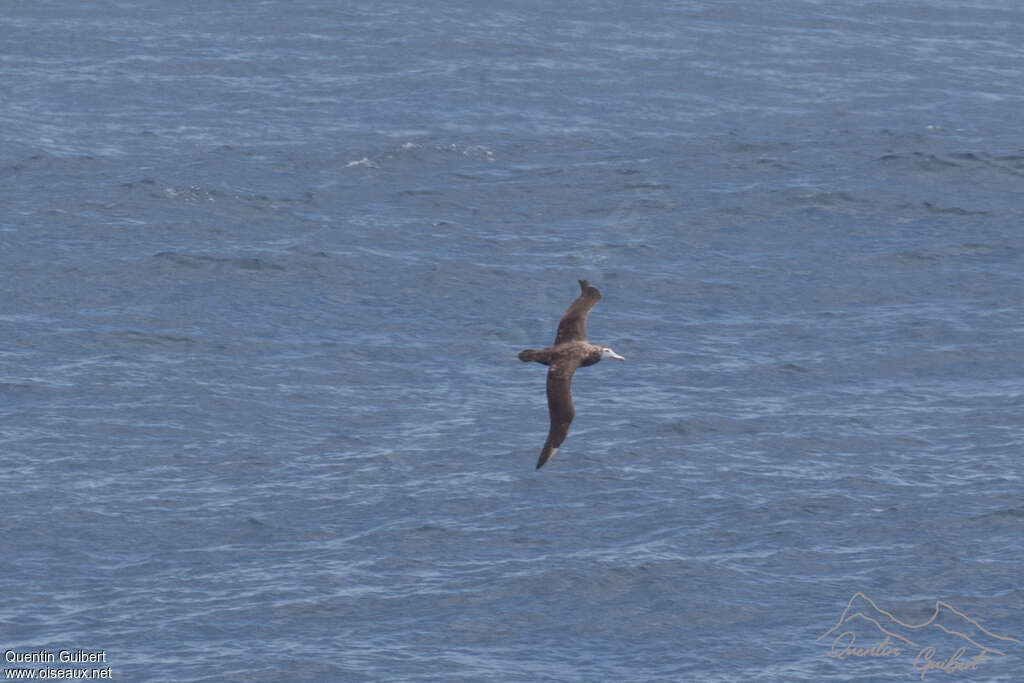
[518,280,625,469]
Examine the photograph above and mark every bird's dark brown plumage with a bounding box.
[518,280,624,469]
[554,280,601,345]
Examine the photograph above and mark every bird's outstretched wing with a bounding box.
[553,279,601,345]
[536,358,581,469]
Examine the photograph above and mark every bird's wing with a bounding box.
[536,358,581,469]
[553,280,601,345]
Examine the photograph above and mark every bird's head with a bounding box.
[600,346,625,361]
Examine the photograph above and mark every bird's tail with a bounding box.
[518,349,553,364]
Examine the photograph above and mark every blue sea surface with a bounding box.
[2,1,1023,680]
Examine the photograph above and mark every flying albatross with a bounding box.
[519,280,624,469]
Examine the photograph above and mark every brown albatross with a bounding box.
[519,280,624,469]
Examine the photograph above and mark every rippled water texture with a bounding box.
[2,1,1022,680]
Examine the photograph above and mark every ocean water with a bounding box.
[2,1,1023,680]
